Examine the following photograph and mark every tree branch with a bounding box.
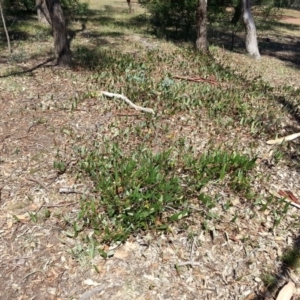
[100,91,155,114]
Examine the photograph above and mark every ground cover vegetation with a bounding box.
[0,0,300,298]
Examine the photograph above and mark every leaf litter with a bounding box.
[1,3,300,300]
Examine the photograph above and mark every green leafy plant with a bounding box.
[77,144,186,243]
[184,150,257,195]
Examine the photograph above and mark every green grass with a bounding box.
[55,140,258,244]
[77,144,185,243]
[281,247,300,270]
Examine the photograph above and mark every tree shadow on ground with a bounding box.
[76,9,148,31]
[207,24,300,68]
[0,23,51,45]
[259,38,300,67]
[0,11,53,43]
[276,95,300,124]
[0,57,55,78]
[72,44,129,71]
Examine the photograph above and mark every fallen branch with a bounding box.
[173,75,218,85]
[100,91,154,114]
[267,132,300,145]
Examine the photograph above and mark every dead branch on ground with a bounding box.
[173,75,218,85]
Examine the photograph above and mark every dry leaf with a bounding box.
[14,213,30,221]
[114,249,129,259]
[276,281,295,300]
[244,292,256,300]
[267,132,300,145]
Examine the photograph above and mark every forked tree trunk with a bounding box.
[36,0,51,25]
[242,0,260,58]
[46,0,71,66]
[195,0,209,53]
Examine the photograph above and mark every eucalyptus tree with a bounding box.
[140,0,261,58]
[0,0,11,53]
[45,0,71,66]
[241,0,260,58]
[196,0,209,53]
[35,0,51,25]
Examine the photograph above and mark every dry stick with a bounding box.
[42,202,76,208]
[26,177,49,191]
[266,132,300,145]
[283,199,300,210]
[173,75,218,85]
[0,1,11,54]
[176,261,202,267]
[100,91,155,114]
[270,190,300,209]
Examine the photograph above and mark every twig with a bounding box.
[173,75,218,85]
[270,190,300,209]
[26,177,49,191]
[284,199,300,210]
[42,202,76,208]
[175,261,202,267]
[59,187,85,194]
[190,236,197,261]
[22,270,42,282]
[100,91,155,114]
[0,133,14,142]
[115,113,139,117]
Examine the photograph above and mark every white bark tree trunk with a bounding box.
[242,0,260,59]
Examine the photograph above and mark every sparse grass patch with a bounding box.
[183,150,257,197]
[76,143,185,243]
[262,273,278,291]
[68,141,258,244]
[281,247,300,270]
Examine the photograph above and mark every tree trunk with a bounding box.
[46,0,71,67]
[127,0,132,13]
[0,0,11,54]
[195,0,209,53]
[36,0,51,25]
[242,0,260,58]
